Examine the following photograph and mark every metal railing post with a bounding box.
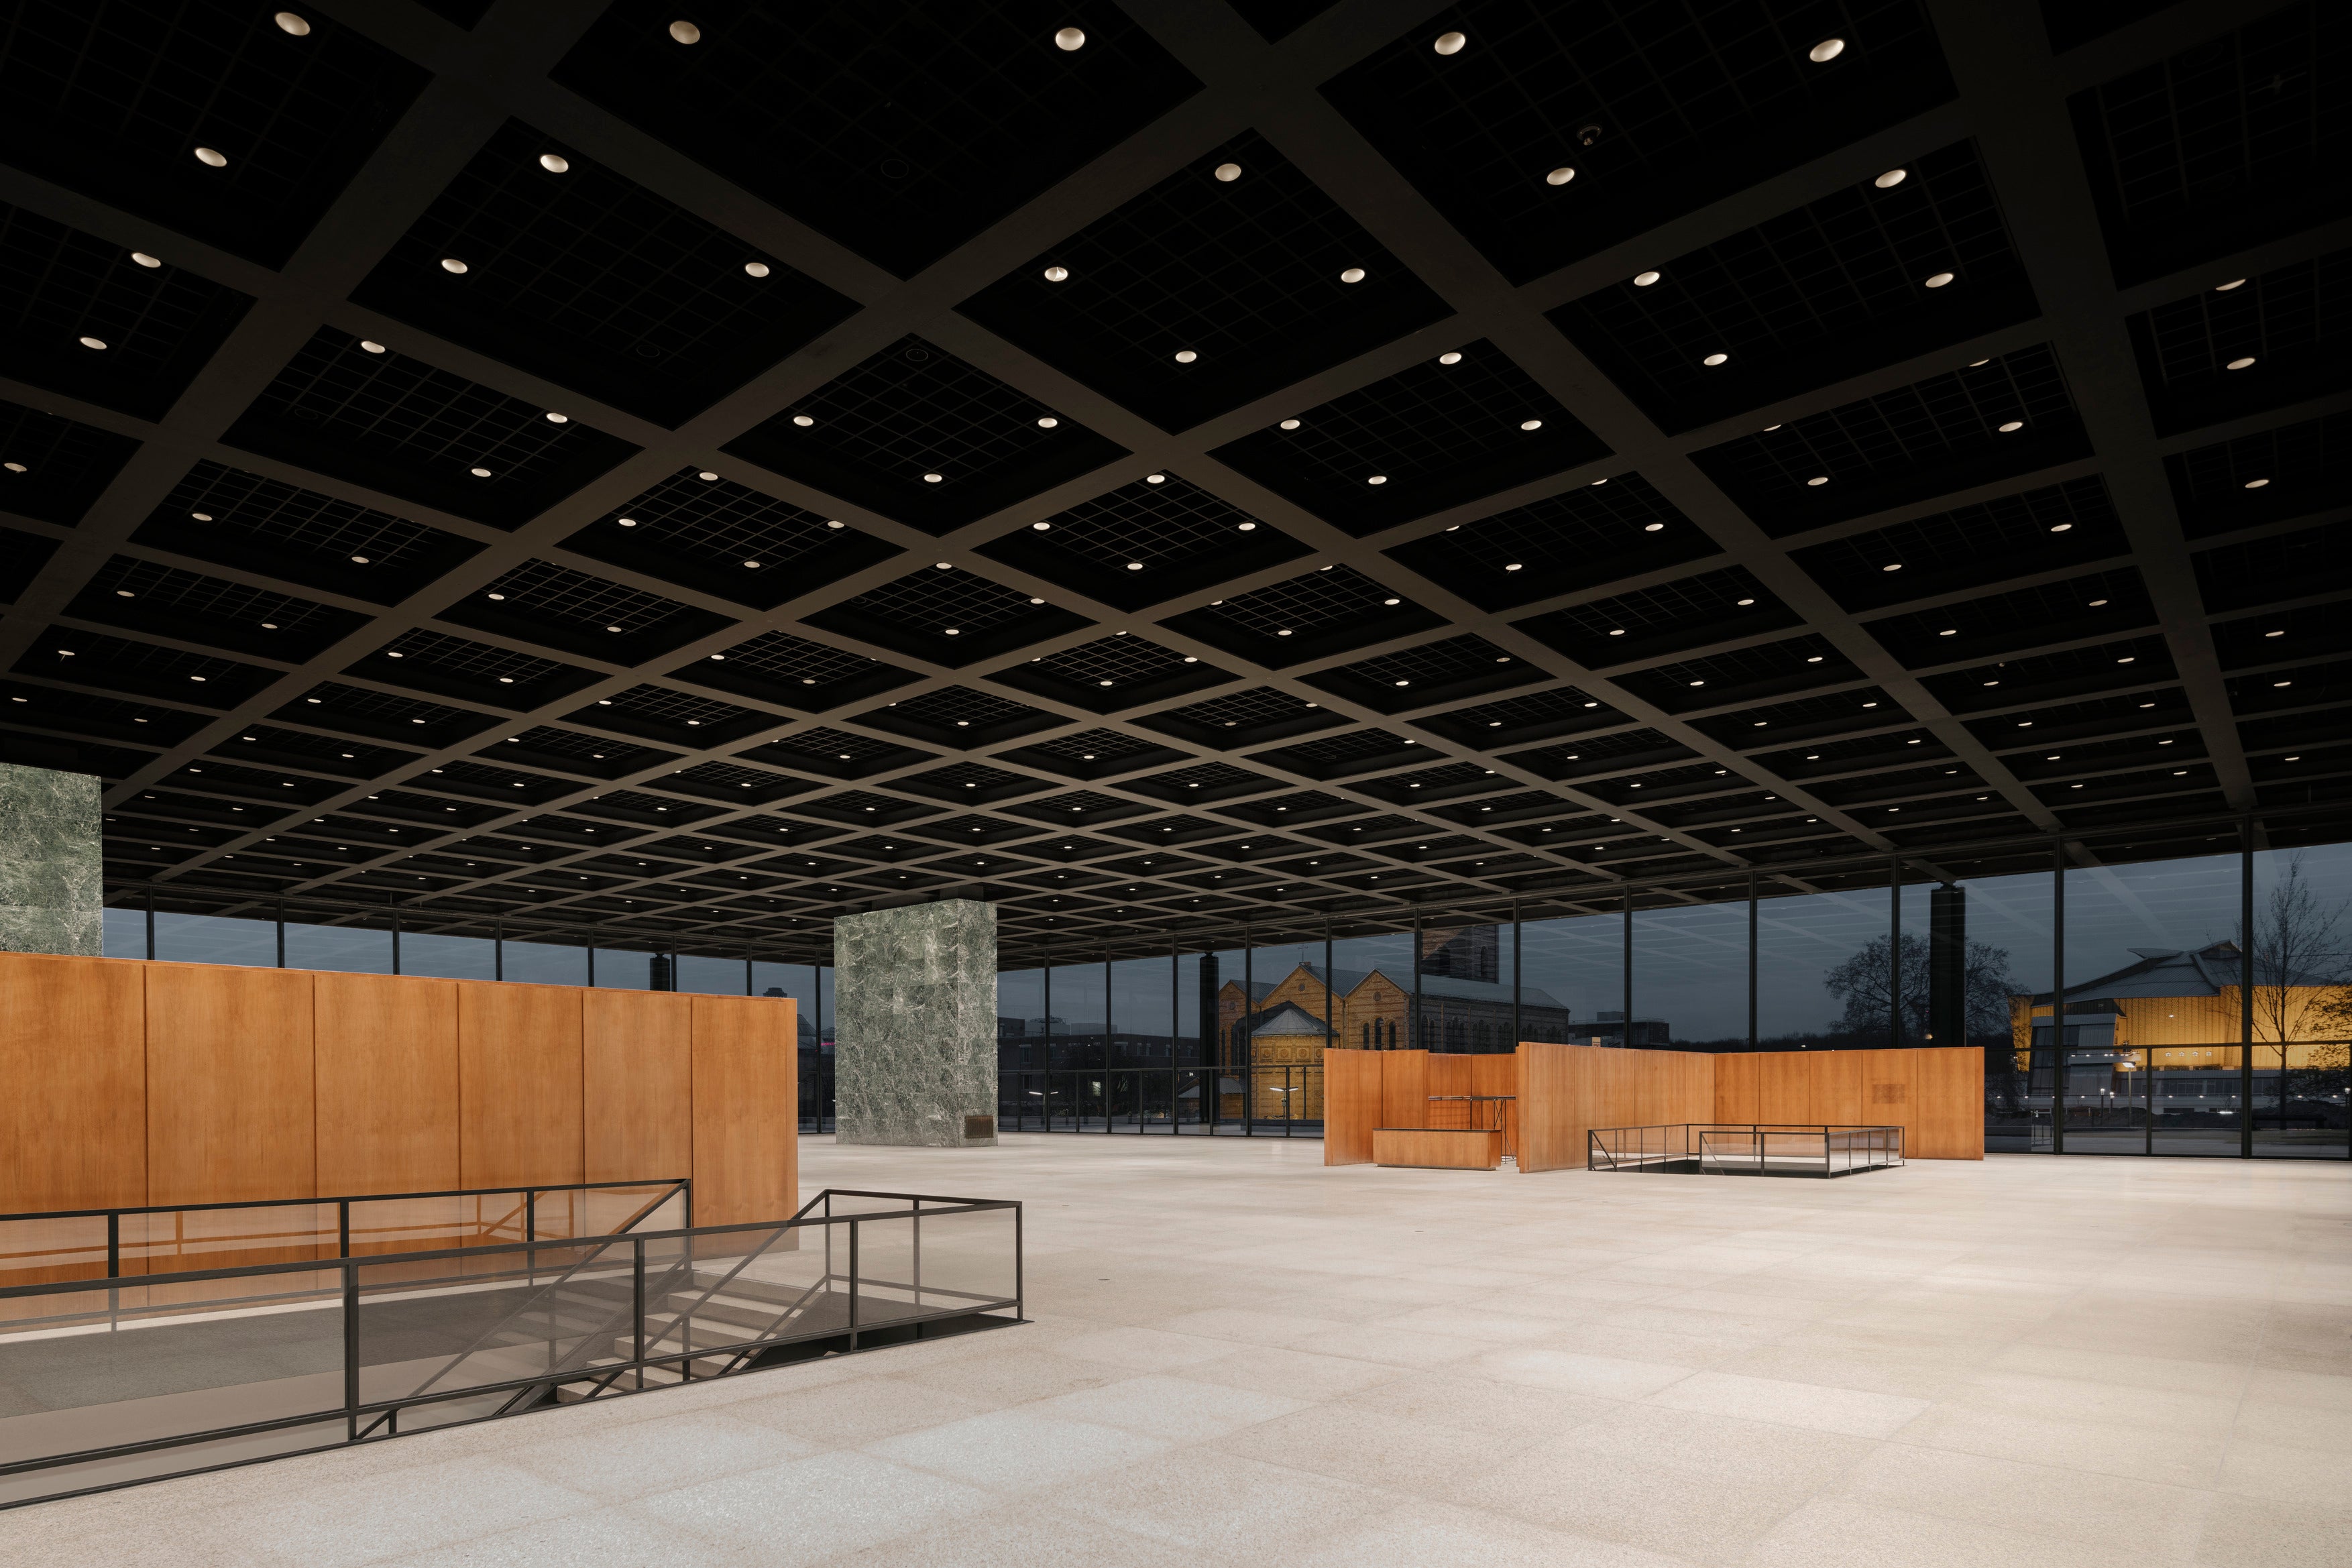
[632,1239,646,1388]
[106,1211,120,1331]
[911,1197,922,1314]
[338,1199,350,1259]
[343,1259,360,1443]
[846,1217,860,1351]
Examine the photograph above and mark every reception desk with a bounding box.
[1372,1127,1504,1170]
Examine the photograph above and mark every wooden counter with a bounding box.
[1372,1127,1504,1170]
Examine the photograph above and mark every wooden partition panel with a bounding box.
[457,981,583,1193]
[1470,1053,1518,1156]
[1380,1050,1430,1129]
[1911,1047,1984,1159]
[314,972,459,1199]
[144,963,317,1207]
[0,953,146,1217]
[1713,1053,1760,1123]
[689,995,795,1227]
[1810,1051,1867,1127]
[1322,1049,1384,1166]
[583,990,693,1190]
[1427,1054,1472,1097]
[1756,1051,1813,1123]
[1514,1042,1585,1173]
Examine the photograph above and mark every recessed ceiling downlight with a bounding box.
[1874,168,1907,188]
[1433,30,1466,54]
[440,258,468,274]
[1809,38,1845,61]
[1633,270,1660,286]
[1702,351,1729,366]
[1214,163,1241,182]
[194,147,228,167]
[2227,356,2256,370]
[274,11,310,34]
[1174,349,1198,363]
[744,261,770,277]
[131,251,161,268]
[1923,271,1954,288]
[539,154,569,173]
[1339,266,1366,282]
[1546,167,1575,186]
[1054,26,1085,50]
[669,19,701,44]
[1043,265,1068,281]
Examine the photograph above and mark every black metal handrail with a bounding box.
[1589,1123,1905,1176]
[0,1178,692,1295]
[0,1188,1023,1509]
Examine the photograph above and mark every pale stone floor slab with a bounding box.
[11,1140,2349,1568]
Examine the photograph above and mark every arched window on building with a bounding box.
[1360,1023,1369,1048]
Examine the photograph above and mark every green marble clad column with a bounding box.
[832,899,999,1147]
[0,763,104,956]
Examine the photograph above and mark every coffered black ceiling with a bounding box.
[2,0,2347,967]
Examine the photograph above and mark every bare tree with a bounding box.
[1823,933,2018,1046]
[2243,856,2352,1114]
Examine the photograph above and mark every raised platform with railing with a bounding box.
[1589,1123,1905,1177]
[0,1184,1020,1508]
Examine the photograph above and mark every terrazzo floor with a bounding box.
[9,1137,2349,1568]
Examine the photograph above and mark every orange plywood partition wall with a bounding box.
[0,953,146,1216]
[314,972,461,1200]
[1323,1049,1384,1166]
[584,989,694,1191]
[0,954,803,1219]
[457,981,585,1194]
[1514,1041,1585,1172]
[144,962,317,1208]
[1909,1047,1984,1159]
[690,995,797,1227]
[1380,1050,1431,1129]
[1707,1045,1980,1160]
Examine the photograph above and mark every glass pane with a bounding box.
[817,966,835,1048]
[103,903,147,958]
[283,915,392,974]
[1519,911,1620,1045]
[1205,946,1249,1074]
[674,954,743,995]
[154,906,276,966]
[1050,962,1105,1070]
[2250,844,2352,1159]
[1175,952,1214,1066]
[1945,868,2052,1154]
[998,969,1046,1072]
[1632,897,1748,1048]
[594,946,662,991]
[397,930,495,981]
[503,939,588,987]
[1331,927,1412,1050]
[1756,887,1895,1048]
[2065,850,2243,1156]
[1111,956,1172,1066]
[1417,914,1512,1054]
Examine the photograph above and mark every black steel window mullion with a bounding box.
[2241,824,2255,1159]
[1412,906,1423,1051]
[1103,954,1112,1133]
[276,897,286,969]
[1170,940,1179,1135]
[1621,884,1633,1048]
[1511,900,1521,1051]
[1242,923,1252,1138]
[2051,836,2065,1156]
[1889,856,1902,1047]
[145,885,155,960]
[1747,873,1758,1050]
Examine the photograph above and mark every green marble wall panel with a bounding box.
[833,899,999,1147]
[0,763,103,957]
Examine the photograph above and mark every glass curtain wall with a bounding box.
[1951,866,2052,1154]
[1519,910,1622,1044]
[1632,895,1750,1048]
[2249,843,2352,1158]
[2061,851,2244,1157]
